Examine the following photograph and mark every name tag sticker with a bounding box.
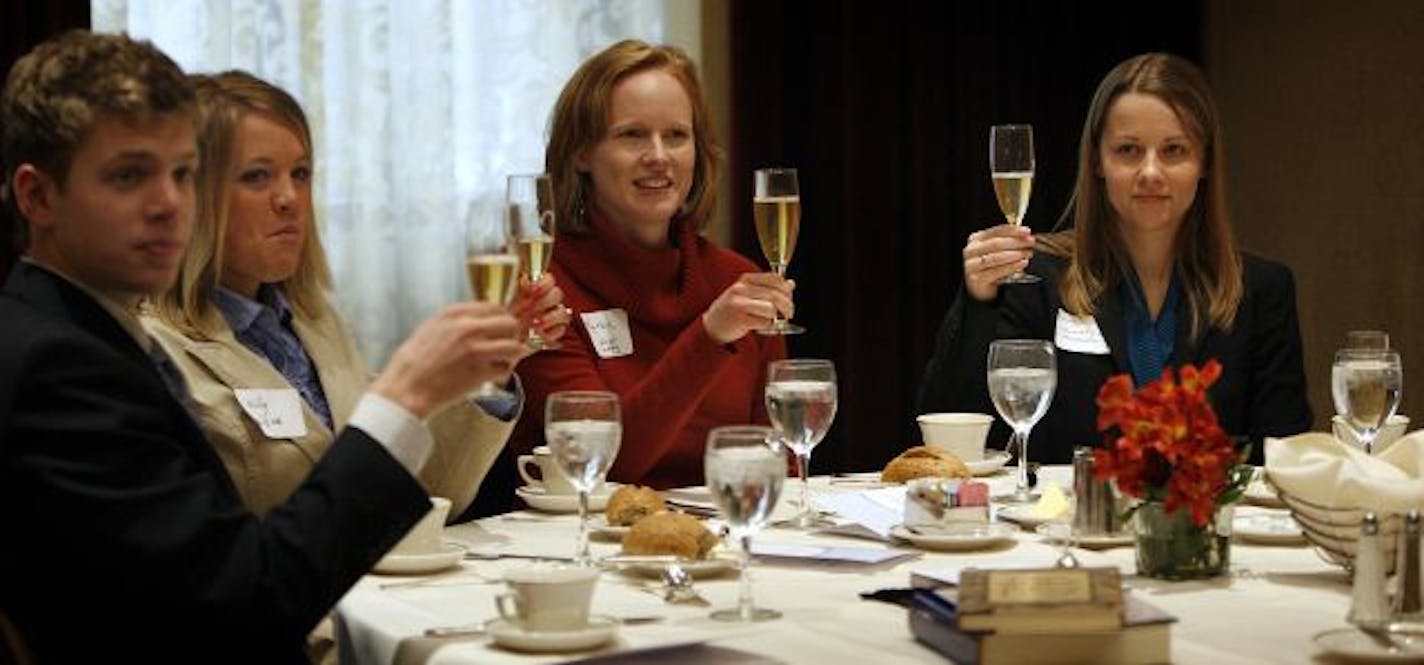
[234,388,308,439]
[580,309,634,359]
[1054,309,1110,355]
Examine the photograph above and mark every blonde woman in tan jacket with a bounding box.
[145,71,570,520]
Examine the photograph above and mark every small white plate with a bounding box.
[373,541,465,575]
[486,615,618,653]
[889,523,1018,551]
[516,485,616,514]
[1033,524,1136,550]
[1233,513,1306,545]
[965,451,1012,476]
[613,553,739,579]
[996,504,1065,530]
[1313,626,1424,661]
[1243,480,1285,508]
[590,516,631,541]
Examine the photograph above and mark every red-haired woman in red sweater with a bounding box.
[517,39,791,489]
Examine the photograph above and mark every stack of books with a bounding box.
[908,567,1175,664]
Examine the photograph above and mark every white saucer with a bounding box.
[612,553,739,579]
[1243,480,1285,508]
[996,504,1065,530]
[1033,524,1136,550]
[890,523,1017,551]
[964,450,1012,476]
[486,615,618,653]
[1233,513,1306,545]
[516,485,615,514]
[590,516,631,540]
[373,541,465,575]
[1313,626,1424,661]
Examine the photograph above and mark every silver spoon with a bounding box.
[661,563,709,606]
[424,615,663,638]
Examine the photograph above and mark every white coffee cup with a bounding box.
[518,446,605,495]
[391,496,451,556]
[1332,414,1410,454]
[917,413,994,461]
[495,564,599,632]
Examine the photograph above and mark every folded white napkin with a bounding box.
[1265,431,1424,514]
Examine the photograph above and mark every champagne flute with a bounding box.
[545,391,622,566]
[1332,349,1403,454]
[705,425,784,622]
[1345,330,1390,351]
[989,124,1039,284]
[764,358,837,528]
[465,207,520,399]
[753,167,805,335]
[507,173,559,350]
[988,339,1056,502]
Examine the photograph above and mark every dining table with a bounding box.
[334,466,1361,665]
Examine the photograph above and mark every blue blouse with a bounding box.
[1119,272,1181,388]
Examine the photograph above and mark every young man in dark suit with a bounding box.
[0,31,528,662]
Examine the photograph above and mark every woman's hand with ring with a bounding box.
[963,224,1034,302]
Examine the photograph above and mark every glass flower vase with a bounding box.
[1133,501,1231,580]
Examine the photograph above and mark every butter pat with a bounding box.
[1032,482,1070,520]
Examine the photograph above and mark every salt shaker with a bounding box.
[1072,447,1114,535]
[1394,511,1423,620]
[1348,512,1390,627]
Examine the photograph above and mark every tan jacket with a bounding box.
[143,308,514,520]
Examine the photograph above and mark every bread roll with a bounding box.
[606,485,667,527]
[622,510,718,559]
[881,445,971,483]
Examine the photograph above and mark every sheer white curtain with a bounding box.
[93,0,696,363]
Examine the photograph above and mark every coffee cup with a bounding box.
[495,564,599,632]
[518,446,605,495]
[917,413,994,461]
[391,496,451,556]
[1332,414,1410,454]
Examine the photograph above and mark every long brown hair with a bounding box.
[154,70,333,337]
[1059,53,1242,338]
[544,39,721,235]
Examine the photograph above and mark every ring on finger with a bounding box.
[979,254,988,267]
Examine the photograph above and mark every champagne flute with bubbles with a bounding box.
[545,391,622,565]
[507,173,559,350]
[765,358,837,528]
[753,167,805,335]
[990,124,1039,284]
[1332,349,1402,454]
[705,425,784,622]
[988,339,1056,502]
[465,206,520,398]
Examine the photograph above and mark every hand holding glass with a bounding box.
[753,167,805,335]
[705,426,784,622]
[988,339,1056,502]
[765,358,837,528]
[989,124,1039,284]
[507,173,559,350]
[1332,349,1402,454]
[545,391,622,565]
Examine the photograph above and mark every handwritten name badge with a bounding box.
[1054,308,1110,355]
[234,388,308,439]
[579,308,634,359]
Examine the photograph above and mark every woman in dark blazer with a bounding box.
[920,53,1311,465]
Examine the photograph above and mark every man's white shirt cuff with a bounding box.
[348,393,433,473]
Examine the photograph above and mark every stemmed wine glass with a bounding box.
[1332,349,1403,454]
[765,358,837,528]
[989,124,1038,284]
[988,339,1056,502]
[753,167,805,335]
[507,173,559,350]
[705,425,785,622]
[545,391,622,565]
[465,206,519,399]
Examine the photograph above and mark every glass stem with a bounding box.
[771,264,787,327]
[576,490,590,565]
[737,533,753,621]
[1014,429,1030,496]
[798,451,811,523]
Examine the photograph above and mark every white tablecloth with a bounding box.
[336,469,1352,664]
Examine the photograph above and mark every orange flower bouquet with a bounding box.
[1092,360,1252,579]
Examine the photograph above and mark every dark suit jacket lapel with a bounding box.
[4,262,236,494]
[1092,288,1131,374]
[1170,290,1210,367]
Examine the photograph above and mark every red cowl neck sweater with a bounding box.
[515,212,786,489]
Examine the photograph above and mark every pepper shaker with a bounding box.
[1348,512,1390,627]
[1395,511,1423,620]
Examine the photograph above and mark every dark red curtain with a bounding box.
[1,1,89,281]
[728,1,1202,474]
